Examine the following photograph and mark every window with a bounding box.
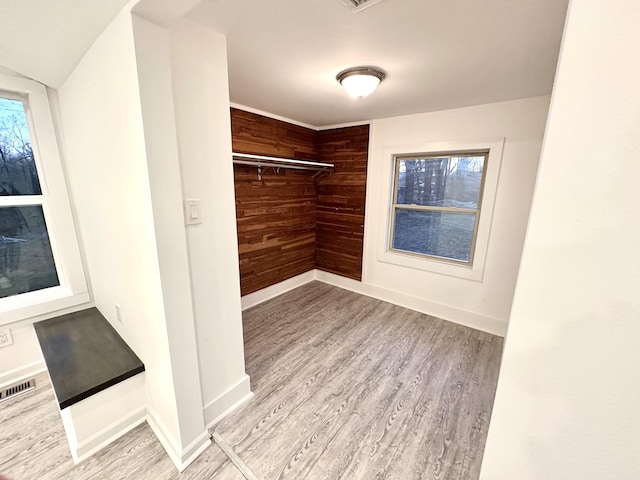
[0,94,59,298]
[0,74,88,324]
[378,139,504,281]
[390,151,487,265]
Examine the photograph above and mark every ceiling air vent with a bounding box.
[341,0,385,13]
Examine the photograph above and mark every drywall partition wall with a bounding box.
[231,108,318,295]
[56,0,183,465]
[316,125,369,280]
[480,2,640,479]
[169,23,251,426]
[131,15,210,466]
[0,325,45,386]
[361,97,549,335]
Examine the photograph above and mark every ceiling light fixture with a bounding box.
[336,67,385,100]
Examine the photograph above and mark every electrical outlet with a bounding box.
[115,304,123,325]
[0,329,13,348]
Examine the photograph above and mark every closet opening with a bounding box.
[230,107,369,296]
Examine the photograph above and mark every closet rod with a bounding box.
[233,159,331,172]
[232,152,334,170]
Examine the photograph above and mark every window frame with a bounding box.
[377,138,505,282]
[0,73,89,325]
[388,150,489,266]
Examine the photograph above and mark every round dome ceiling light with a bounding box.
[336,66,386,100]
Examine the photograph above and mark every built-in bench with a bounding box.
[34,308,146,463]
[35,308,144,409]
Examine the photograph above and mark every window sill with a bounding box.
[378,248,484,281]
[0,286,91,326]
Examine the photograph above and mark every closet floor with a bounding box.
[214,281,503,479]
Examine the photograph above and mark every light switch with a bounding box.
[190,204,199,220]
[185,199,202,225]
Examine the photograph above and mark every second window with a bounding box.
[390,151,488,265]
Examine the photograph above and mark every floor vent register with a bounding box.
[0,378,36,403]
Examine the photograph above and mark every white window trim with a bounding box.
[377,137,505,282]
[0,73,89,324]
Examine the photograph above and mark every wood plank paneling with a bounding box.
[231,109,370,294]
[231,108,316,160]
[315,125,370,281]
[231,108,318,295]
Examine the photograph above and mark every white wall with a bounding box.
[480,1,640,479]
[52,2,250,469]
[359,97,549,335]
[130,14,209,460]
[168,20,251,426]
[0,325,44,385]
[56,0,184,456]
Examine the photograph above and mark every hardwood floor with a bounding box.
[214,281,503,479]
[0,281,502,479]
[0,372,243,479]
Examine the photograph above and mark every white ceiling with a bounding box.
[0,0,568,127]
[188,0,569,127]
[0,0,131,87]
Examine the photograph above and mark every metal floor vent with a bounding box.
[341,0,385,13]
[0,378,36,403]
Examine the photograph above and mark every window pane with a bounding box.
[396,155,484,208]
[392,209,476,262]
[0,206,59,298]
[0,97,41,196]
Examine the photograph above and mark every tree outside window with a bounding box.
[0,95,59,298]
[390,151,488,265]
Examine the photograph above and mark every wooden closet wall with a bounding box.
[315,126,369,281]
[231,108,369,296]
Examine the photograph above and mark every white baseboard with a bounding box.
[315,270,508,337]
[179,430,212,472]
[241,270,315,311]
[146,407,181,468]
[146,407,211,472]
[0,360,46,388]
[240,268,507,336]
[147,375,253,470]
[204,374,253,428]
[73,407,146,463]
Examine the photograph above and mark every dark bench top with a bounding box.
[34,308,144,409]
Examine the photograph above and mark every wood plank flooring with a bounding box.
[0,282,501,479]
[0,372,243,479]
[214,281,503,479]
